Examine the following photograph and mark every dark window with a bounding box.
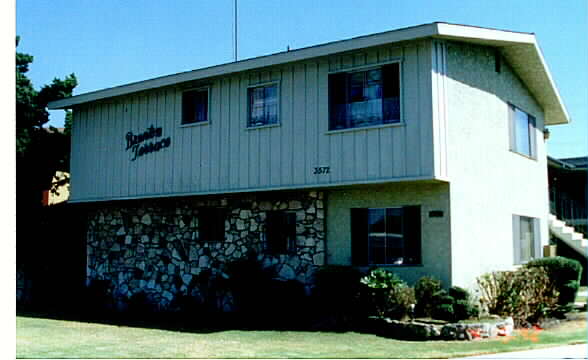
[182,88,209,125]
[265,211,296,254]
[508,104,536,158]
[248,83,279,127]
[199,208,226,242]
[329,63,401,130]
[351,206,421,265]
[513,215,540,264]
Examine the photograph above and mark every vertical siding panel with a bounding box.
[248,78,261,188]
[341,55,353,70]
[341,132,355,180]
[109,100,124,197]
[381,126,394,178]
[140,96,150,195]
[155,91,166,194]
[232,76,244,190]
[210,81,221,191]
[163,89,175,194]
[150,92,161,194]
[354,130,368,180]
[292,63,306,185]
[146,93,157,195]
[404,44,422,177]
[281,66,294,185]
[317,61,330,184]
[431,41,442,180]
[419,41,434,177]
[390,48,406,177]
[367,129,380,178]
[305,62,318,184]
[219,78,231,190]
[95,103,104,199]
[366,49,379,65]
[171,92,184,193]
[120,101,129,197]
[199,83,212,191]
[127,98,136,196]
[269,69,282,187]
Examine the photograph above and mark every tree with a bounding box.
[16,36,77,208]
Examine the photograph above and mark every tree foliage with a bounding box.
[16,36,77,235]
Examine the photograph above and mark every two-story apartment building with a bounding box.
[49,22,570,310]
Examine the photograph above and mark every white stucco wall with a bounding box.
[325,181,452,286]
[444,41,549,288]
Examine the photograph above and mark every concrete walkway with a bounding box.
[460,343,587,359]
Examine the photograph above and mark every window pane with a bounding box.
[519,217,535,261]
[182,89,208,124]
[249,84,278,126]
[514,108,531,156]
[329,65,400,130]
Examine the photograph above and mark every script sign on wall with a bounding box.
[125,125,171,161]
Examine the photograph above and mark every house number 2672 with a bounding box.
[313,166,330,175]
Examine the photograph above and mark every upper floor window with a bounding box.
[512,215,540,264]
[351,206,421,266]
[329,62,401,130]
[182,88,209,125]
[508,104,536,158]
[248,83,279,127]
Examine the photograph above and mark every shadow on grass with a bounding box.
[16,304,365,336]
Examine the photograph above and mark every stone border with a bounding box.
[367,317,514,341]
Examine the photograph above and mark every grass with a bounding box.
[16,315,587,359]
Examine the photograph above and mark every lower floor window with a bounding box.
[351,206,421,265]
[265,211,296,254]
[199,208,226,242]
[513,215,540,264]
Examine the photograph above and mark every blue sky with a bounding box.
[16,0,587,159]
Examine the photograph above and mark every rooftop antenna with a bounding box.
[233,0,238,62]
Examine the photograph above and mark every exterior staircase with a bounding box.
[548,214,587,258]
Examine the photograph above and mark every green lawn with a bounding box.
[16,315,586,359]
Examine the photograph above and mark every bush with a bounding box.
[525,256,582,305]
[477,266,559,326]
[414,277,478,322]
[313,266,364,325]
[414,276,443,318]
[360,268,415,320]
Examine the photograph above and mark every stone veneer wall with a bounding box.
[86,191,325,311]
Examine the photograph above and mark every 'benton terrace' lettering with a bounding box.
[125,125,171,161]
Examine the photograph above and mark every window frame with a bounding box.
[181,86,211,127]
[328,60,403,132]
[351,205,421,266]
[512,214,541,265]
[265,211,297,255]
[199,208,226,243]
[246,81,280,129]
[508,103,537,159]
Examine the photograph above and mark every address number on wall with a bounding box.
[313,166,330,175]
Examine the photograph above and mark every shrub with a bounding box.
[477,266,559,326]
[414,277,478,322]
[448,286,479,321]
[414,276,443,318]
[313,265,364,324]
[525,256,582,306]
[360,269,415,320]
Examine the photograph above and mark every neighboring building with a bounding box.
[548,156,587,234]
[48,22,570,310]
[42,171,70,206]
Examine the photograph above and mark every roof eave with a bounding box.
[47,22,571,126]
